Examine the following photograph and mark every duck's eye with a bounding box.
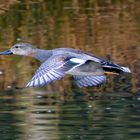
[15,46,19,48]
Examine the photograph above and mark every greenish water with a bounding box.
[0,0,140,140]
[0,90,140,140]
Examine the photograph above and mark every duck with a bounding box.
[0,43,131,88]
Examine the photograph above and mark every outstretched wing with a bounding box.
[26,55,79,87]
[73,75,106,88]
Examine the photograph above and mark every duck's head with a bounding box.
[0,43,36,56]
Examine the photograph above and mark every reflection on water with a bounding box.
[0,0,139,92]
[0,90,140,140]
[0,0,140,140]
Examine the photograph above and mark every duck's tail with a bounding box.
[121,66,131,73]
[102,61,131,75]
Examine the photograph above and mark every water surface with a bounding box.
[0,1,140,140]
[0,89,140,140]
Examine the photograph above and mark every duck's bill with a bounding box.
[0,50,13,55]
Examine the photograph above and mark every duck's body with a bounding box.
[0,43,131,88]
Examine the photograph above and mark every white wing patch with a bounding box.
[70,58,86,64]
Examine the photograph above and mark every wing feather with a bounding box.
[26,55,79,87]
[73,75,106,88]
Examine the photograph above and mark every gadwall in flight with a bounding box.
[0,43,131,88]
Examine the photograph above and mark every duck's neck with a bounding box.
[32,49,52,62]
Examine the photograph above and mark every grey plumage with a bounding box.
[0,43,131,88]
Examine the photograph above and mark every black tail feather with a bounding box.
[103,67,122,74]
[102,61,123,74]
